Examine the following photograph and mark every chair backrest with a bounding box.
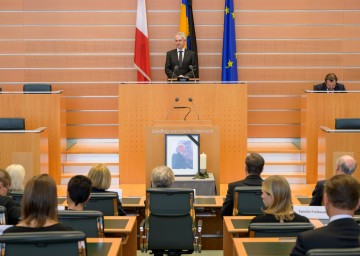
[249,222,314,237]
[9,191,23,204]
[0,206,7,225]
[0,118,25,130]
[83,192,118,216]
[146,188,195,254]
[306,247,360,256]
[23,83,52,92]
[0,231,86,256]
[233,186,264,216]
[58,210,104,237]
[335,118,360,129]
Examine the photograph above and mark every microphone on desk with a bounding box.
[166,97,180,120]
[171,66,179,83]
[188,97,200,120]
[189,65,196,82]
[174,106,191,120]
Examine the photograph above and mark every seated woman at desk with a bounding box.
[151,165,175,188]
[87,163,126,216]
[251,175,310,223]
[4,174,73,233]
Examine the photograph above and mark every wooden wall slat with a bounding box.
[248,125,300,138]
[66,97,118,110]
[248,111,300,124]
[248,97,301,110]
[2,0,23,10]
[0,56,24,68]
[67,111,118,124]
[57,84,118,96]
[67,126,118,139]
[0,41,24,53]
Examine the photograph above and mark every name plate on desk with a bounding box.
[293,206,328,219]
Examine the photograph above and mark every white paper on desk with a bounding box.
[108,188,123,202]
[0,225,13,234]
[58,205,66,210]
[293,205,329,219]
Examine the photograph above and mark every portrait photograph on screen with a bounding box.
[165,134,200,176]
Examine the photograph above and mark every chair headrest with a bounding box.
[0,118,25,130]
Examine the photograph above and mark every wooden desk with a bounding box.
[104,216,137,256]
[0,91,65,183]
[87,237,122,256]
[233,238,296,256]
[223,216,322,256]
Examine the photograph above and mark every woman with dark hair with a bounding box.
[4,174,72,233]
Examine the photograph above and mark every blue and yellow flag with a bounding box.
[179,0,198,77]
[221,0,238,81]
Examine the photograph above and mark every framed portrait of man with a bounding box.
[165,134,200,175]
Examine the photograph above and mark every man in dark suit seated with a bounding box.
[313,73,346,91]
[165,32,197,80]
[291,174,360,256]
[309,155,357,206]
[220,152,265,217]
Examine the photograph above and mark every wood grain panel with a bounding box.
[67,125,118,139]
[0,13,23,25]
[1,0,23,10]
[0,56,24,68]
[67,111,118,124]
[0,70,25,82]
[248,83,310,95]
[344,40,360,52]
[248,125,300,138]
[344,69,360,80]
[248,111,300,124]
[0,41,24,53]
[0,27,23,39]
[25,40,134,53]
[237,0,350,10]
[248,97,301,110]
[57,84,118,96]
[66,97,118,110]
[24,55,133,68]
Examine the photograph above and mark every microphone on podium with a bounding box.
[171,66,179,82]
[189,65,196,81]
[188,97,200,120]
[165,97,179,120]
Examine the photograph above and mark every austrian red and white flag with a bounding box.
[134,0,151,82]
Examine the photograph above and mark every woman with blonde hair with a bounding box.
[5,164,25,191]
[251,175,310,223]
[87,163,126,216]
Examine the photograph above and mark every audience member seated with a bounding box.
[5,164,25,192]
[251,175,310,223]
[221,152,265,217]
[151,165,175,188]
[67,175,92,211]
[310,155,357,206]
[0,169,21,225]
[87,163,126,216]
[313,73,346,91]
[4,174,73,233]
[291,175,360,256]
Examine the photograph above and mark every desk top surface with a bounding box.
[86,237,121,256]
[233,237,296,256]
[104,216,136,233]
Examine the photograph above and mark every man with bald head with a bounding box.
[309,155,357,206]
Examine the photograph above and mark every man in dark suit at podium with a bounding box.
[313,73,346,91]
[165,32,197,80]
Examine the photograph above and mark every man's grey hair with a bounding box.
[176,32,186,41]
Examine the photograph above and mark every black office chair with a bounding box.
[9,191,23,204]
[0,231,87,256]
[233,186,264,216]
[83,192,119,216]
[140,188,202,255]
[58,210,104,238]
[306,247,360,256]
[0,118,25,130]
[249,222,314,237]
[23,83,52,92]
[0,206,7,225]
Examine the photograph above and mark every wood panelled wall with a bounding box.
[0,0,359,139]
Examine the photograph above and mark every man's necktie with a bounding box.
[179,51,183,67]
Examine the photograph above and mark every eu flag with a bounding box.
[221,0,238,81]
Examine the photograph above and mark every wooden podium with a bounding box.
[318,126,360,181]
[0,91,66,183]
[0,127,48,183]
[301,91,360,183]
[119,83,247,185]
[145,120,220,193]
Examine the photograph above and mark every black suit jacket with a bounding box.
[165,49,197,78]
[313,82,346,91]
[220,175,263,217]
[291,218,360,256]
[309,180,325,206]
